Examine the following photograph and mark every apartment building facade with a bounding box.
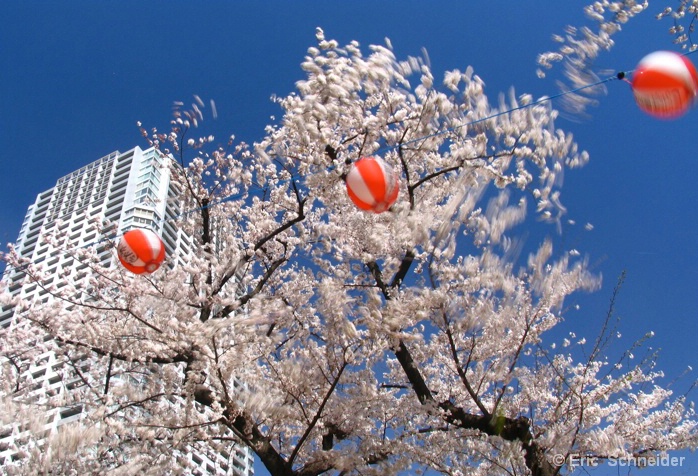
[0,146,254,475]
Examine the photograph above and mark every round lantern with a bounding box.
[345,156,400,213]
[631,51,698,119]
[117,228,166,274]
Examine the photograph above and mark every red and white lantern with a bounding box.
[345,156,400,213]
[117,228,166,274]
[632,51,698,119]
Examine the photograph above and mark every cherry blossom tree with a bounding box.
[2,3,698,475]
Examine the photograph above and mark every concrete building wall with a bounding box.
[0,147,253,475]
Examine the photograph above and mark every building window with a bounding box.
[59,405,83,420]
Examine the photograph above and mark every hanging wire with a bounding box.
[165,72,625,224]
[7,45,698,280]
[392,74,622,152]
[0,62,669,273]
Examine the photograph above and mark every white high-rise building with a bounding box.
[0,146,254,475]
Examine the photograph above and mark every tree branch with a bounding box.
[226,411,294,476]
[369,258,557,476]
[393,340,433,405]
[53,334,190,366]
[216,256,286,319]
[104,353,114,395]
[207,193,307,318]
[367,261,388,298]
[390,250,415,288]
[441,310,490,417]
[199,197,214,323]
[289,361,347,466]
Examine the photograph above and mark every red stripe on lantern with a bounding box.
[346,156,399,213]
[632,51,698,119]
[117,228,166,274]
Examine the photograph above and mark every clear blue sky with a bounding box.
[2,2,697,475]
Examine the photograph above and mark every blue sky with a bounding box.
[2,2,697,475]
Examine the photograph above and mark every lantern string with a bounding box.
[4,69,630,276]
[161,71,624,226]
[388,74,621,152]
[4,53,689,274]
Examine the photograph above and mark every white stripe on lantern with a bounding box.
[639,52,697,90]
[141,229,163,260]
[347,166,377,206]
[383,166,396,198]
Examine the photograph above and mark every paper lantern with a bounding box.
[117,228,165,274]
[345,156,400,213]
[631,51,698,119]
